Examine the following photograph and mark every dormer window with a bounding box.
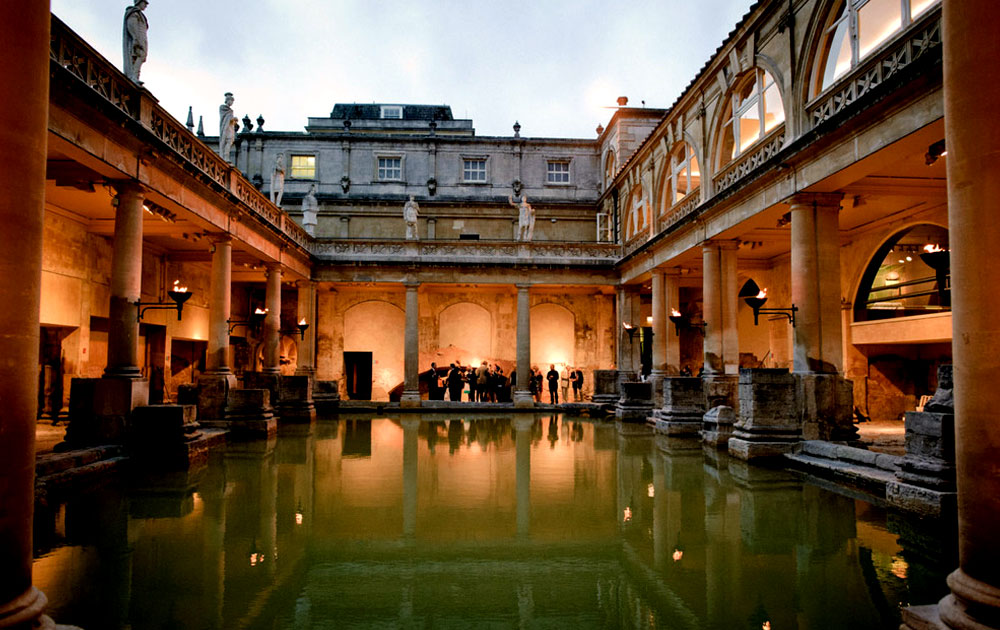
[381,105,403,119]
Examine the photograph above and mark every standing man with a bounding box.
[546,364,560,405]
[446,363,463,402]
[122,0,149,84]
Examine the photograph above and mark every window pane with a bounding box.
[719,122,736,165]
[547,161,570,183]
[739,96,761,152]
[676,167,689,199]
[910,0,937,18]
[821,18,852,90]
[762,82,785,132]
[858,0,902,59]
[290,155,315,179]
[689,156,701,190]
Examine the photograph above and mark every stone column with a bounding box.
[295,281,317,376]
[913,2,1000,627]
[0,2,54,628]
[702,242,724,375]
[104,182,145,378]
[206,235,233,374]
[719,240,740,375]
[400,282,421,408]
[788,193,844,374]
[513,284,534,408]
[650,270,668,377]
[262,263,282,374]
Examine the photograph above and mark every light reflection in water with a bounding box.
[31,415,955,629]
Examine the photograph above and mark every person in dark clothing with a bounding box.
[546,364,560,404]
[571,368,584,401]
[447,363,464,401]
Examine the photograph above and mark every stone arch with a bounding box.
[850,221,949,322]
[711,66,786,171]
[343,300,405,400]
[797,0,842,103]
[438,301,493,362]
[530,302,575,370]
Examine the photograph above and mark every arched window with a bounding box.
[854,224,949,322]
[717,68,784,169]
[604,151,617,189]
[815,0,939,94]
[665,142,700,205]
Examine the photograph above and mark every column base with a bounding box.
[513,390,535,408]
[196,372,237,422]
[400,390,422,408]
[727,437,798,461]
[102,366,143,379]
[938,569,1000,630]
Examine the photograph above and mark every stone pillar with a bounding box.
[262,263,282,374]
[513,284,534,408]
[904,3,1000,627]
[0,2,55,628]
[400,282,421,407]
[702,241,739,411]
[788,193,843,374]
[650,270,668,376]
[702,243,724,375]
[104,183,145,378]
[295,281,317,376]
[206,235,233,374]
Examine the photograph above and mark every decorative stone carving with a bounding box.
[301,183,318,236]
[509,194,535,242]
[270,152,285,206]
[340,175,350,193]
[403,196,420,240]
[219,92,238,163]
[122,0,149,84]
[426,177,437,195]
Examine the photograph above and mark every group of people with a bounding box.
[428,362,512,402]
[426,362,586,404]
[529,364,586,404]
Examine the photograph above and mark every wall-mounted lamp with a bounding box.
[622,321,640,344]
[668,308,706,336]
[739,279,796,327]
[925,139,947,166]
[919,243,951,307]
[228,307,267,335]
[135,280,191,321]
[281,318,310,340]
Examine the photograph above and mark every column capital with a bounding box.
[515,283,531,291]
[208,232,232,245]
[111,180,146,198]
[784,191,844,209]
[403,281,420,290]
[701,238,740,252]
[264,261,282,275]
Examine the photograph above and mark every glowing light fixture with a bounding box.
[739,278,796,327]
[135,279,192,321]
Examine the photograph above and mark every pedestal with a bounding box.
[728,368,801,461]
[886,407,956,518]
[650,377,705,437]
[65,377,149,447]
[196,372,237,422]
[616,382,654,422]
[797,372,857,442]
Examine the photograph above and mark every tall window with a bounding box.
[604,152,617,189]
[667,143,700,204]
[717,68,784,168]
[816,0,940,93]
[463,158,487,182]
[547,160,571,184]
[289,155,316,179]
[377,157,402,180]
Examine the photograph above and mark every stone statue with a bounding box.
[219,93,237,163]
[270,153,286,206]
[509,194,535,242]
[122,0,149,84]
[403,196,420,240]
[302,183,318,236]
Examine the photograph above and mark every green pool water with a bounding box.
[33,415,954,629]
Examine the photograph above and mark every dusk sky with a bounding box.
[52,0,753,139]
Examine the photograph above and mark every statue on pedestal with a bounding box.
[219,93,238,163]
[302,184,318,236]
[122,0,149,84]
[509,194,535,242]
[270,153,286,206]
[403,196,420,240]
